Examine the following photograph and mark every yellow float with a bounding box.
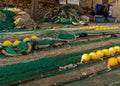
[96,50,104,58]
[89,52,99,60]
[114,46,120,53]
[3,40,12,47]
[117,56,120,64]
[31,35,38,39]
[109,47,116,55]
[102,49,110,57]
[13,40,21,45]
[107,57,118,67]
[81,54,91,63]
[23,38,30,42]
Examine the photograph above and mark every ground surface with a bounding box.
[65,68,120,86]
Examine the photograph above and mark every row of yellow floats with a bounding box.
[81,46,120,70]
[81,25,119,31]
[1,35,38,47]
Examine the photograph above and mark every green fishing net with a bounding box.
[0,8,16,30]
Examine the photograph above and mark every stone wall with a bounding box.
[79,0,102,11]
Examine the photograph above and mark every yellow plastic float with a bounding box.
[13,40,21,45]
[109,47,117,55]
[107,57,118,67]
[96,50,104,58]
[117,56,120,64]
[102,49,110,57]
[23,37,30,42]
[89,52,99,60]
[31,35,38,39]
[3,40,12,47]
[0,42,2,45]
[81,54,91,63]
[114,46,120,53]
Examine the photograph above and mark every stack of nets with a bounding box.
[8,8,36,29]
[0,8,16,30]
[43,4,83,24]
[0,8,36,30]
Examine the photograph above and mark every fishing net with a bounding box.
[0,8,16,30]
[0,41,120,85]
[0,7,36,30]
[49,17,76,24]
[3,42,28,55]
[28,30,76,45]
[42,30,76,39]
[9,8,36,29]
[43,4,82,24]
[0,11,6,21]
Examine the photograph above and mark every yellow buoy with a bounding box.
[95,27,99,31]
[89,52,99,60]
[3,40,12,47]
[96,50,104,58]
[31,35,38,39]
[81,54,91,63]
[109,47,116,55]
[117,56,120,64]
[0,42,2,45]
[23,38,30,42]
[89,26,93,30]
[114,46,120,53]
[102,49,110,57]
[107,57,118,67]
[100,26,103,31]
[13,40,21,45]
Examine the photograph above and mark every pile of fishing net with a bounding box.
[0,8,36,30]
[0,8,15,30]
[43,4,85,25]
[9,8,36,29]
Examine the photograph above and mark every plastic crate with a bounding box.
[95,17,105,23]
[107,17,116,23]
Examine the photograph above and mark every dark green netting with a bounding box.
[0,8,16,30]
[0,34,113,59]
[58,33,76,40]
[29,35,75,45]
[3,42,28,54]
[43,4,81,24]
[50,17,76,24]
[0,41,120,85]
[0,11,6,21]
[42,30,76,39]
[27,30,76,45]
[30,38,64,45]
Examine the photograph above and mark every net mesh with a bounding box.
[0,41,120,85]
[43,4,81,24]
[0,8,16,30]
